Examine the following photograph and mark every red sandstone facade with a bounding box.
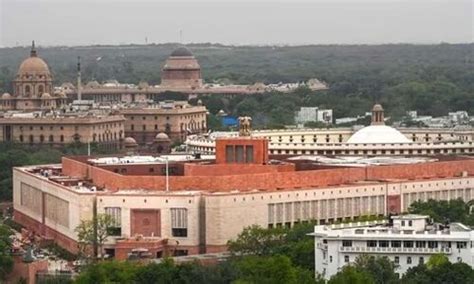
[12,136,474,260]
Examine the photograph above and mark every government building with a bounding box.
[186,104,474,156]
[313,214,474,279]
[0,42,207,146]
[12,118,474,260]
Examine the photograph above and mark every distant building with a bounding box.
[59,46,328,102]
[160,47,203,89]
[295,107,333,127]
[313,214,474,279]
[0,111,125,149]
[120,100,207,144]
[188,104,474,155]
[0,42,67,111]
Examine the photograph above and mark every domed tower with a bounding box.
[371,104,385,125]
[161,46,202,89]
[13,41,53,99]
[152,132,171,154]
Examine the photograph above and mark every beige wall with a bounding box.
[0,117,125,144]
[13,169,94,241]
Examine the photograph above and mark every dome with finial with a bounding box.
[17,41,51,77]
[124,137,138,148]
[347,104,411,144]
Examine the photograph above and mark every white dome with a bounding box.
[347,125,411,144]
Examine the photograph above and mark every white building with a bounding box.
[312,214,474,279]
[295,107,333,126]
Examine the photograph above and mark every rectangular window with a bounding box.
[226,146,234,163]
[284,202,292,223]
[344,255,349,263]
[379,240,389,247]
[342,240,352,247]
[428,241,438,249]
[391,241,401,248]
[276,203,283,224]
[245,146,254,163]
[105,207,122,236]
[457,242,467,249]
[407,257,412,264]
[367,240,377,247]
[171,208,188,237]
[294,202,301,221]
[419,257,424,264]
[394,256,399,264]
[235,145,244,163]
[268,204,275,225]
[403,241,414,248]
[416,241,426,248]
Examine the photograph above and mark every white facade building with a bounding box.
[313,215,474,279]
[295,107,333,126]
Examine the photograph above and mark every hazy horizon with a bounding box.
[1,0,473,48]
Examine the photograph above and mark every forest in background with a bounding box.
[0,43,472,124]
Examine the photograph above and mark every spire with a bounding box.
[77,56,82,101]
[30,40,37,57]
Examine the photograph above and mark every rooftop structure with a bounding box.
[313,214,474,279]
[12,117,474,260]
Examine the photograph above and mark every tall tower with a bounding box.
[77,56,82,101]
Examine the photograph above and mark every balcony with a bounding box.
[316,243,328,250]
[339,246,452,254]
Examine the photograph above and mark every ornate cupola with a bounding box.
[371,104,385,125]
[13,41,53,98]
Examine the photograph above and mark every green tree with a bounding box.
[233,255,301,284]
[227,225,286,256]
[74,260,139,284]
[75,213,115,260]
[328,265,375,284]
[0,224,14,280]
[409,198,473,226]
[353,255,398,284]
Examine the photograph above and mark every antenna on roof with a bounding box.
[30,40,37,57]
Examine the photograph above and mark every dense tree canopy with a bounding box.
[408,198,474,226]
[0,224,13,280]
[1,44,472,127]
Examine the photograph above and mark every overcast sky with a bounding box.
[0,0,472,47]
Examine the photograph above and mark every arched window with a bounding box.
[29,135,34,143]
[49,135,54,142]
[60,135,64,142]
[39,135,44,143]
[25,85,31,96]
[19,135,24,142]
[38,85,44,94]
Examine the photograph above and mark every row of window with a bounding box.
[270,148,473,155]
[268,197,385,226]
